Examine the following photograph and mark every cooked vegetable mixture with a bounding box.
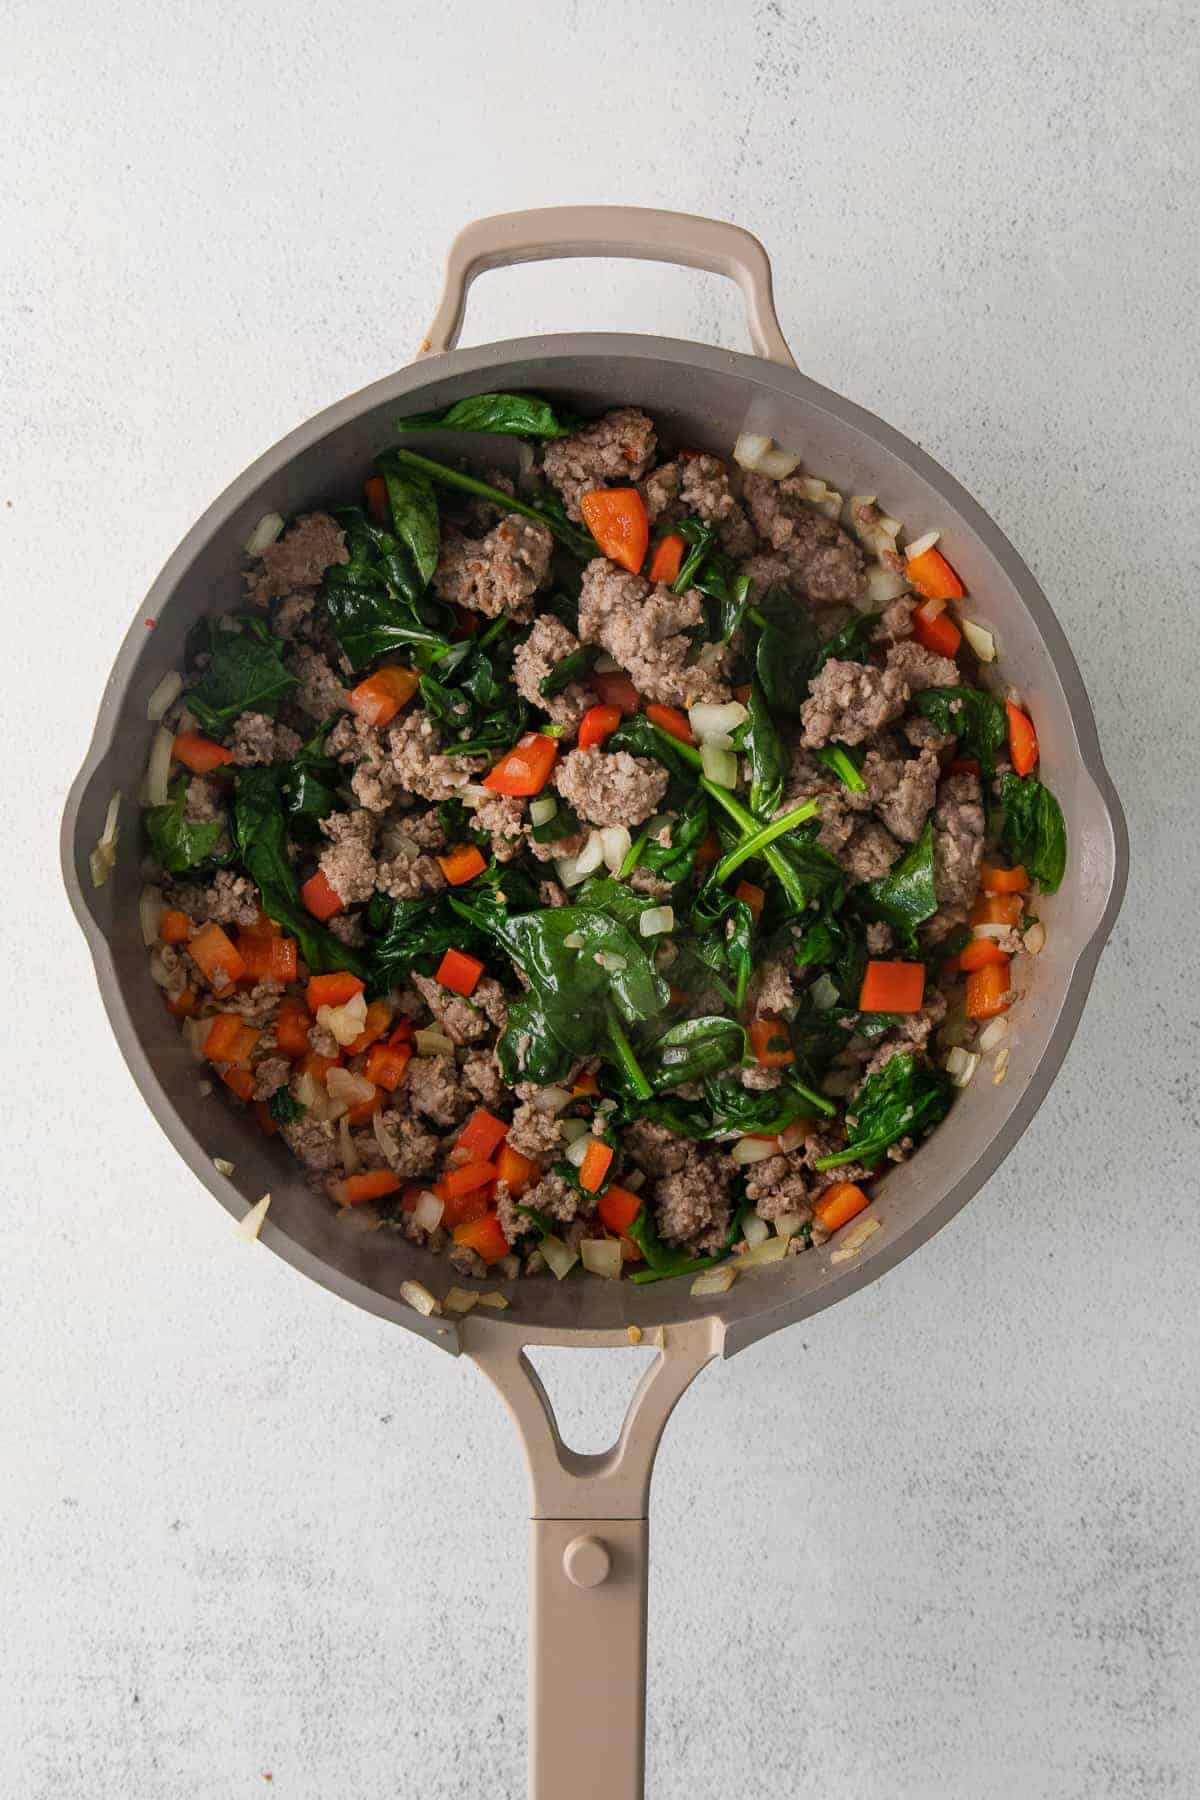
[139,397,1066,1291]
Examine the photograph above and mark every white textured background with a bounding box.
[4,2,1199,1795]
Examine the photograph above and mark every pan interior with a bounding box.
[64,335,1125,1350]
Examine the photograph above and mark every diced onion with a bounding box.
[459,783,491,808]
[530,795,558,827]
[774,1211,807,1240]
[148,946,175,989]
[701,731,735,751]
[565,1135,591,1167]
[639,905,674,937]
[139,883,164,947]
[738,1236,788,1269]
[691,1264,738,1297]
[689,700,748,738]
[372,1110,399,1162]
[795,476,842,519]
[444,1285,479,1314]
[146,671,183,721]
[581,1237,622,1280]
[89,790,123,888]
[562,931,584,949]
[978,1016,1010,1053]
[292,1070,321,1109]
[182,1017,210,1062]
[961,618,996,662]
[541,1234,579,1281]
[810,973,839,1010]
[560,1117,591,1143]
[244,512,285,557]
[864,563,910,605]
[1023,921,1046,956]
[700,742,738,788]
[992,1046,1010,1084]
[592,651,621,674]
[318,992,369,1047]
[849,498,903,559]
[741,1213,770,1249]
[593,950,627,973]
[830,1216,881,1263]
[412,1189,444,1233]
[777,1120,810,1155]
[905,530,940,560]
[213,1157,235,1176]
[574,830,605,877]
[733,432,772,471]
[972,922,1011,942]
[400,1279,442,1317]
[627,1325,643,1345]
[236,1192,271,1242]
[145,727,174,808]
[555,854,586,888]
[338,1115,360,1174]
[476,1290,510,1309]
[414,1028,453,1057]
[732,1135,778,1165]
[600,825,631,872]
[945,1046,980,1088]
[532,1085,572,1115]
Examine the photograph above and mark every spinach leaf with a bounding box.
[671,518,720,594]
[377,458,441,601]
[632,1072,829,1139]
[607,712,702,803]
[538,642,600,699]
[751,583,820,719]
[419,617,527,757]
[701,780,841,918]
[997,773,1067,894]
[278,727,340,843]
[789,1007,854,1089]
[795,903,869,1007]
[496,992,578,1087]
[814,1053,952,1171]
[742,679,788,816]
[322,564,451,672]
[232,769,367,979]
[144,780,227,875]
[637,1015,746,1093]
[863,820,937,947]
[915,686,1007,776]
[395,392,579,439]
[640,789,709,886]
[628,1193,751,1286]
[385,446,595,560]
[269,1087,305,1125]
[367,891,490,988]
[685,889,756,1010]
[187,626,297,735]
[812,611,880,674]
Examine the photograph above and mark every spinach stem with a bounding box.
[620,828,649,879]
[388,447,595,559]
[607,1007,652,1101]
[814,746,866,793]
[650,721,703,769]
[701,786,820,886]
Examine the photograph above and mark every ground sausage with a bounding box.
[411,972,492,1046]
[288,645,349,722]
[433,515,554,622]
[280,1115,342,1172]
[506,1101,564,1162]
[638,460,683,525]
[375,851,447,900]
[678,453,757,559]
[403,1054,473,1127]
[741,473,864,603]
[653,1145,735,1254]
[513,615,598,729]
[245,512,347,605]
[927,771,986,936]
[228,711,302,766]
[800,659,909,748]
[552,747,669,829]
[384,708,488,805]
[745,1153,812,1223]
[861,746,940,843]
[576,558,730,707]
[317,808,378,906]
[886,640,959,691]
[541,408,657,521]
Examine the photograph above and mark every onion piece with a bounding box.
[992,1047,1010,1085]
[459,783,491,808]
[691,1264,737,1297]
[555,854,587,889]
[905,530,940,560]
[689,700,748,738]
[863,563,910,606]
[945,1046,980,1088]
[444,1285,479,1315]
[849,498,903,559]
[1023,921,1046,956]
[574,830,605,877]
[530,795,558,827]
[741,1213,770,1249]
[89,790,123,888]
[412,1189,444,1233]
[145,727,175,808]
[400,1279,442,1318]
[476,1291,510,1310]
[147,946,175,989]
[776,1120,810,1155]
[972,922,1012,942]
[541,1234,579,1281]
[318,991,369,1047]
[182,1017,210,1062]
[146,671,183,722]
[338,1115,360,1174]
[532,1084,571,1115]
[581,1237,622,1280]
[810,973,839,1010]
[738,1236,788,1269]
[236,1192,271,1242]
[414,1028,454,1058]
[328,1069,376,1110]
[733,432,773,472]
[774,1211,807,1240]
[593,950,626,973]
[830,1216,881,1264]
[978,1016,1010,1053]
[139,883,164,947]
[731,1135,778,1166]
[700,742,737,788]
[639,905,674,937]
[562,932,584,950]
[794,476,842,519]
[565,1135,591,1168]
[560,1117,591,1144]
[244,512,285,557]
[600,825,631,872]
[961,618,996,662]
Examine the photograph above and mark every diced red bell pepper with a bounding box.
[348,665,418,729]
[647,533,684,584]
[364,1041,412,1091]
[590,670,641,715]
[173,732,235,774]
[301,869,343,921]
[188,922,247,993]
[275,999,313,1059]
[597,1184,642,1235]
[482,733,559,797]
[436,846,488,886]
[580,487,649,574]
[577,704,622,751]
[306,972,365,1012]
[858,960,926,1014]
[203,1013,260,1065]
[645,703,694,745]
[749,1018,794,1068]
[494,1143,541,1196]
[578,1140,614,1193]
[457,1109,508,1161]
[435,947,485,995]
[451,1211,510,1266]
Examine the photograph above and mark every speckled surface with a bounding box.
[4,2,1199,1794]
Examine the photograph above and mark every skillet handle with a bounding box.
[463,1318,721,1800]
[422,205,797,368]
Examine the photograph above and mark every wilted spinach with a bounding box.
[813,1052,952,1170]
[232,769,366,979]
[637,1014,746,1093]
[863,820,938,947]
[269,1087,305,1125]
[144,781,227,875]
[385,445,595,560]
[813,745,866,792]
[916,686,1007,776]
[741,679,788,816]
[187,624,297,735]
[812,611,881,673]
[278,726,341,843]
[395,391,579,439]
[538,642,600,699]
[997,773,1067,893]
[749,583,820,719]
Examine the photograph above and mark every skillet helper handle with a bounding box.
[465,1320,720,1800]
[422,204,797,368]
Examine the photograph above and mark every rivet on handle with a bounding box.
[563,1534,612,1589]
